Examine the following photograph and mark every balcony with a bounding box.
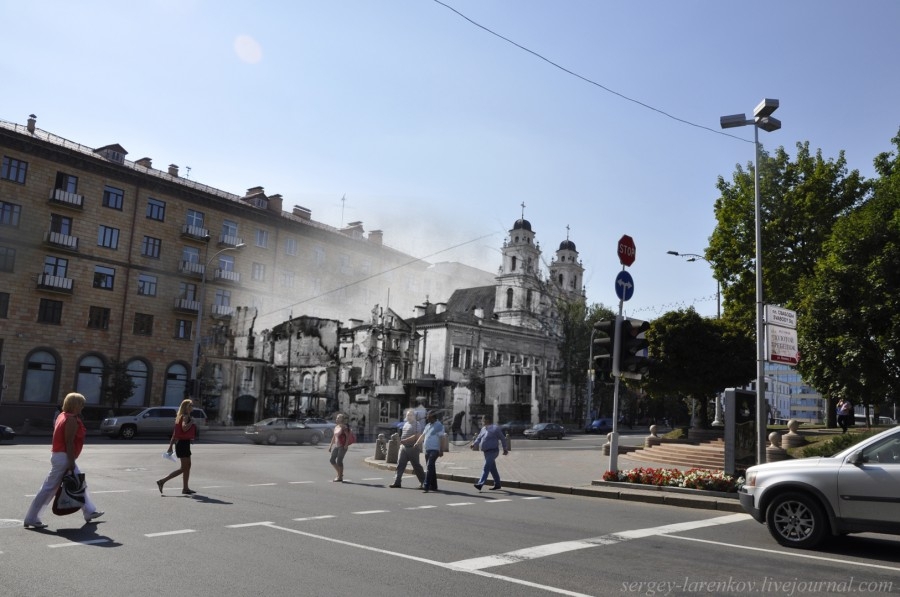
[48,188,84,209]
[181,224,210,241]
[37,273,74,293]
[211,304,235,319]
[44,230,79,251]
[218,234,244,248]
[173,297,200,313]
[179,260,205,277]
[213,269,241,283]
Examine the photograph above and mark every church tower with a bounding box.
[493,208,547,330]
[548,227,585,304]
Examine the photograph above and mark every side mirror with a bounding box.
[847,450,864,466]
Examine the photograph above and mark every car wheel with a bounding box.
[120,426,136,440]
[765,492,828,549]
[309,433,322,446]
[266,433,279,445]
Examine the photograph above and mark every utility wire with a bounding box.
[433,0,752,144]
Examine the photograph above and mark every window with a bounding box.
[141,236,162,258]
[526,289,533,309]
[133,313,153,335]
[93,265,116,290]
[313,246,325,266]
[38,298,63,324]
[465,349,473,369]
[98,225,120,249]
[244,366,255,382]
[285,237,298,256]
[175,318,193,340]
[0,291,8,318]
[340,254,351,275]
[102,185,124,210]
[506,288,514,308]
[44,256,68,277]
[124,359,148,407]
[218,254,235,272]
[182,246,200,264]
[256,228,269,248]
[76,356,105,404]
[452,347,461,368]
[137,274,158,296]
[1,156,28,183]
[50,214,72,234]
[214,289,232,307]
[55,172,78,193]
[178,282,198,301]
[511,256,517,271]
[186,209,204,228]
[223,219,238,237]
[251,262,265,281]
[0,246,15,272]
[24,350,57,402]
[0,200,21,226]
[146,197,166,221]
[88,306,111,330]
[280,271,295,288]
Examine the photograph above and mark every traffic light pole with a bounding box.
[608,301,625,473]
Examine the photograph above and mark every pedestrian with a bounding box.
[451,410,466,442]
[470,414,509,491]
[328,413,350,482]
[24,392,104,529]
[157,399,198,495]
[414,410,445,492]
[836,398,852,433]
[389,409,425,488]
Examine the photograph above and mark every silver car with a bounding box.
[245,418,327,445]
[100,406,208,440]
[739,426,900,549]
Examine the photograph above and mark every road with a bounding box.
[2,438,898,597]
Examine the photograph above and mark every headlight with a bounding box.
[744,471,757,487]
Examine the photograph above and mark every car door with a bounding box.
[836,433,900,524]
[145,408,177,434]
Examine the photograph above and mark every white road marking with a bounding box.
[405,505,437,510]
[226,522,273,528]
[49,539,113,548]
[447,502,475,507]
[361,477,384,481]
[484,499,512,503]
[293,515,336,522]
[521,496,547,500]
[248,483,277,487]
[145,529,196,538]
[289,481,314,484]
[353,510,389,515]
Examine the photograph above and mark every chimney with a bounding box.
[368,230,383,245]
[267,193,283,213]
[414,305,426,317]
[435,303,447,315]
[292,205,312,220]
[473,306,484,319]
[27,114,36,134]
[168,164,179,177]
[135,157,153,169]
[347,318,363,328]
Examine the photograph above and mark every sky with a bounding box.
[3,0,899,321]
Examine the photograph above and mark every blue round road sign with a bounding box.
[615,271,634,301]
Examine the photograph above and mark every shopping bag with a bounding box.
[52,472,86,516]
[162,450,177,461]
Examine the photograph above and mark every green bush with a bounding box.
[800,430,878,457]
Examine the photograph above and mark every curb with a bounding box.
[363,457,744,513]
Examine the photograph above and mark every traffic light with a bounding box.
[592,319,616,374]
[616,318,651,378]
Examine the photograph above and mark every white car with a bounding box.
[739,426,900,549]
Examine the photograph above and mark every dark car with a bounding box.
[585,418,613,434]
[0,424,15,442]
[500,420,531,436]
[524,422,566,440]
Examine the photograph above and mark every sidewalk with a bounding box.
[363,440,743,513]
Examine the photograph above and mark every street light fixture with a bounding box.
[666,250,720,319]
[192,243,245,400]
[720,98,781,465]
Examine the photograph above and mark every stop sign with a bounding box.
[618,234,636,266]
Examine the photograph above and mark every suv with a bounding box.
[100,406,208,440]
[739,426,900,549]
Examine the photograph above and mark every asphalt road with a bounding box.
[2,440,898,597]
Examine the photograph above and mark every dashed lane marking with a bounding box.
[293,515,336,522]
[145,530,196,538]
[353,510,389,515]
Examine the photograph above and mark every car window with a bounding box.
[861,436,900,464]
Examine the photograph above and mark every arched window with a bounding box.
[163,363,189,406]
[506,288,514,309]
[511,256,517,271]
[558,274,563,286]
[23,350,58,402]
[302,373,313,393]
[125,359,149,407]
[76,355,105,405]
[526,289,533,309]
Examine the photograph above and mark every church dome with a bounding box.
[512,218,532,231]
[558,240,576,251]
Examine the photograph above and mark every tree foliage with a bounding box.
[556,300,615,421]
[642,308,755,428]
[105,359,137,409]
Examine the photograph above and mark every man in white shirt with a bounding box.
[389,409,425,488]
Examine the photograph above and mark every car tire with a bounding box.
[266,433,279,445]
[120,425,136,440]
[309,433,322,446]
[765,491,828,549]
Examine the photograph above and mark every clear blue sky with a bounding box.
[4,0,899,320]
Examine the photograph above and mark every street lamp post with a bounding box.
[192,243,245,401]
[720,98,781,465]
[666,251,720,319]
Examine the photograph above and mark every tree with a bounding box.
[556,301,615,422]
[709,141,869,335]
[105,359,137,409]
[797,129,900,423]
[642,308,755,428]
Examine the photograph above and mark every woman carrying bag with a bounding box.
[157,399,198,495]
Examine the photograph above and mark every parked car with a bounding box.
[100,406,208,440]
[500,420,531,436]
[584,418,613,434]
[245,418,328,445]
[523,422,566,440]
[739,425,900,549]
[0,423,16,442]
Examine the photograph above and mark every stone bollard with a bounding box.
[386,433,400,464]
[782,419,806,449]
[21,418,32,436]
[645,424,662,447]
[373,433,388,461]
[602,432,612,456]
[766,431,790,461]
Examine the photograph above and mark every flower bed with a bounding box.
[602,467,744,493]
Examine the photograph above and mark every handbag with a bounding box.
[52,472,87,516]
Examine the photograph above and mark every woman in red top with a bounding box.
[24,392,104,529]
[157,399,198,495]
